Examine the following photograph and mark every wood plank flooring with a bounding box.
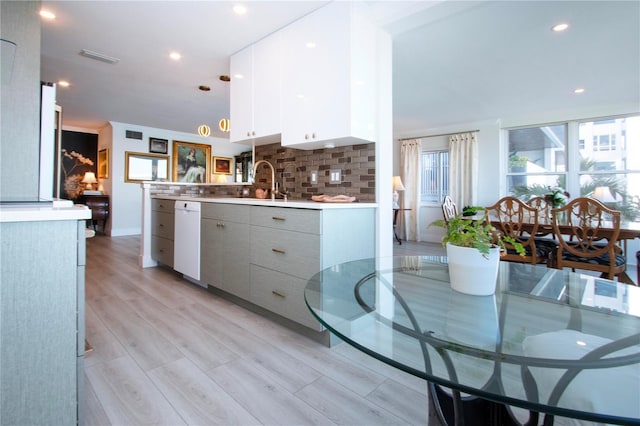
[83,236,439,425]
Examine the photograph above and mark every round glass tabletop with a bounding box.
[304,256,640,424]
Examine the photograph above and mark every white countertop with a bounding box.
[152,195,377,209]
[0,201,91,223]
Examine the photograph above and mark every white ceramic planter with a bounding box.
[446,242,500,296]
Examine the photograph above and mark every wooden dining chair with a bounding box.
[441,195,458,223]
[526,196,553,228]
[484,196,552,265]
[551,197,628,282]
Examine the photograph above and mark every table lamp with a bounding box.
[593,186,615,203]
[81,172,98,190]
[392,176,405,209]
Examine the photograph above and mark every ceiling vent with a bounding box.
[79,49,120,64]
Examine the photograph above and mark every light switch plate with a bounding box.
[330,169,341,183]
[310,170,318,184]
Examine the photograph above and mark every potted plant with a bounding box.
[430,215,525,295]
[544,186,570,208]
[461,205,484,217]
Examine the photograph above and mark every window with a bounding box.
[577,116,639,222]
[593,134,616,151]
[421,150,449,202]
[505,115,640,223]
[506,123,567,198]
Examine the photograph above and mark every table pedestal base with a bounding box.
[428,383,544,426]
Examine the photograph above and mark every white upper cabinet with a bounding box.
[230,34,281,145]
[280,2,377,149]
[230,2,378,149]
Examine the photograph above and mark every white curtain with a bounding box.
[401,139,422,242]
[449,132,478,209]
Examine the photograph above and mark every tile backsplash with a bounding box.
[254,142,376,202]
[147,142,376,202]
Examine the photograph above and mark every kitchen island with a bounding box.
[1,201,90,425]
[139,183,376,344]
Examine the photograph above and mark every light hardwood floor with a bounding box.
[83,236,442,425]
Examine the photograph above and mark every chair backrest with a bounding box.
[552,197,621,259]
[526,196,552,225]
[441,196,458,222]
[485,196,543,264]
[526,196,555,238]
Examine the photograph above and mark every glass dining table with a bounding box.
[304,257,640,425]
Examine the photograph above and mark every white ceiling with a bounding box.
[40,1,640,139]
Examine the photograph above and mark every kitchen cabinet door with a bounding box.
[230,35,281,145]
[229,45,253,143]
[280,2,376,149]
[151,199,175,267]
[252,33,281,142]
[201,204,250,299]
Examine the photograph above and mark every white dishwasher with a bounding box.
[174,201,202,283]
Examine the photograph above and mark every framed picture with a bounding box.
[172,140,211,183]
[213,156,233,175]
[125,151,170,183]
[149,137,168,154]
[98,148,109,179]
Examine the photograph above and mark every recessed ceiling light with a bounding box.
[39,10,56,20]
[306,42,316,49]
[169,51,181,61]
[574,88,585,94]
[57,80,70,87]
[552,23,569,32]
[233,5,247,15]
[234,74,244,79]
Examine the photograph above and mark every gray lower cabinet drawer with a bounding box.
[152,211,174,239]
[202,203,250,222]
[152,198,174,213]
[250,226,320,280]
[152,236,174,266]
[250,206,320,234]
[250,265,322,331]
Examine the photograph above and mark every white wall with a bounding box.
[101,121,251,236]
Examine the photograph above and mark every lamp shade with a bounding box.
[82,171,98,190]
[593,186,615,202]
[392,176,405,192]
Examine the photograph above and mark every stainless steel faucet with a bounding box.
[253,160,275,200]
[278,162,297,201]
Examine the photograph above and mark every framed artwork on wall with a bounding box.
[149,137,168,154]
[172,140,211,183]
[59,130,98,200]
[125,151,170,183]
[213,156,233,175]
[98,148,109,179]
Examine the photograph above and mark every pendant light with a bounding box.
[197,84,212,136]
[219,75,230,132]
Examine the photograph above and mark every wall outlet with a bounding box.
[310,170,318,184]
[330,169,341,183]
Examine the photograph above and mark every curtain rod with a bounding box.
[399,129,480,141]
